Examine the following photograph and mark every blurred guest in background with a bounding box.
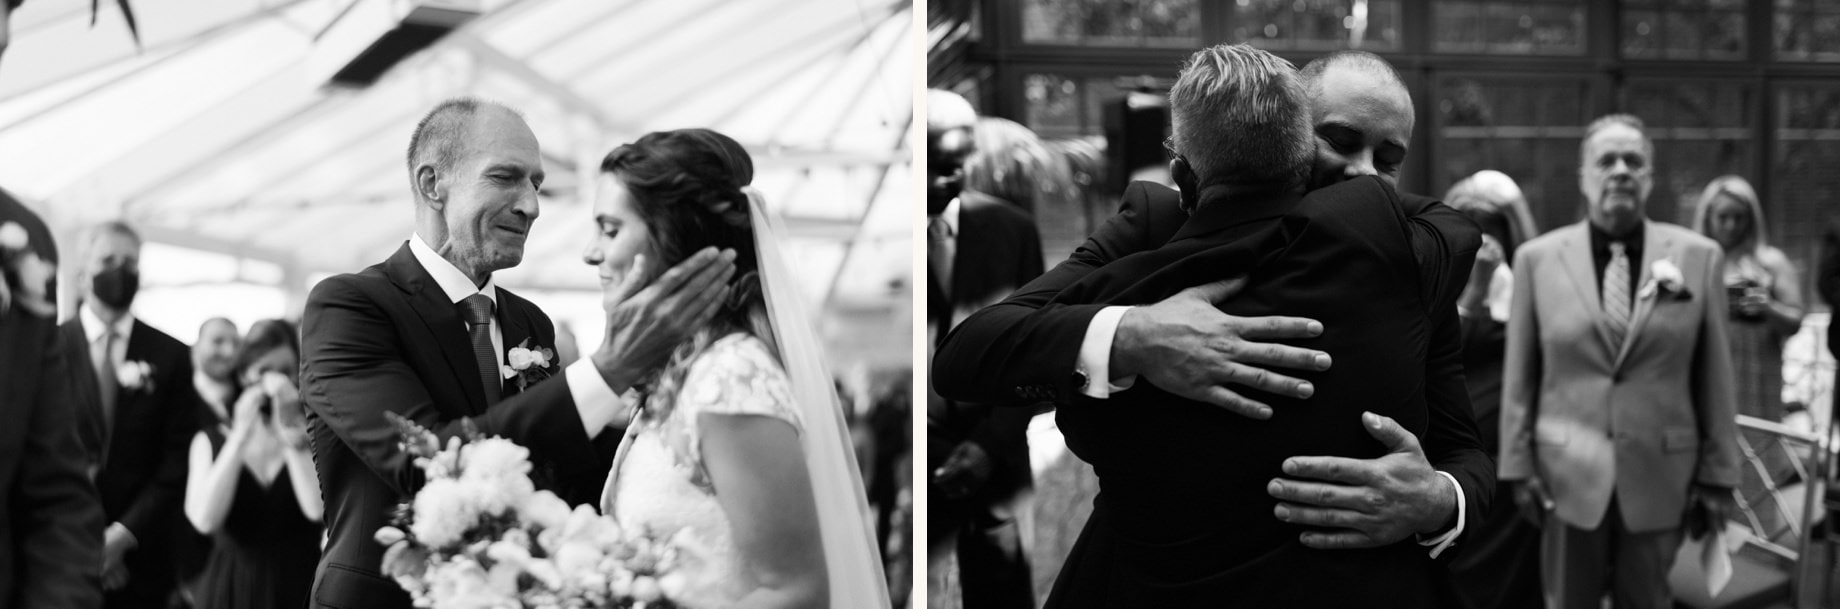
[926,87,1040,609]
[1823,215,1840,364]
[0,185,105,609]
[964,116,1074,217]
[868,377,914,608]
[1501,114,1740,609]
[183,319,321,609]
[63,220,198,609]
[175,317,240,605]
[1693,175,1805,422]
[1442,169,1543,609]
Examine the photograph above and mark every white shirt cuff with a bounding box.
[1417,471,1466,559]
[564,359,633,438]
[1077,306,1137,399]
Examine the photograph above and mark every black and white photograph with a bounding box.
[927,1,1840,608]
[0,0,912,608]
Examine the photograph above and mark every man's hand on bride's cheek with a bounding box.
[1111,277,1331,420]
[592,246,737,392]
[1266,412,1455,550]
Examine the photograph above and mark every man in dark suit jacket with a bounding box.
[0,187,105,609]
[981,44,1478,607]
[299,99,734,609]
[936,50,1491,556]
[59,220,197,609]
[925,88,1041,608]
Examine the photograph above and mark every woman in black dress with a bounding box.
[1442,170,1544,609]
[182,319,323,609]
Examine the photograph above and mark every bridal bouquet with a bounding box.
[377,413,686,609]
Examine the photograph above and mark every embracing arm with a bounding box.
[931,185,1145,404]
[300,276,602,497]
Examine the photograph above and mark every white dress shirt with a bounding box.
[1074,306,1467,557]
[408,234,629,436]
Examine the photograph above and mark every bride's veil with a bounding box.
[743,187,892,607]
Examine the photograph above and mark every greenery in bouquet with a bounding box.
[376,413,690,609]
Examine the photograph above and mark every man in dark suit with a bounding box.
[0,186,105,609]
[299,99,734,609]
[936,50,1490,556]
[58,220,197,609]
[925,88,1041,609]
[978,43,1478,607]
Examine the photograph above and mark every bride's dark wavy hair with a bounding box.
[601,129,779,413]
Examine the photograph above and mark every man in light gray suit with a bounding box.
[1499,113,1741,609]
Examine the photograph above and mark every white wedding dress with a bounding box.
[601,332,803,608]
[599,189,888,608]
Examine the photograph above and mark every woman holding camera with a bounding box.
[1693,175,1806,422]
[182,318,323,609]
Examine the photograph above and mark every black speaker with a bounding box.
[1103,89,1171,194]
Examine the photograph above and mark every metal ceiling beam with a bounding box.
[450,33,622,133]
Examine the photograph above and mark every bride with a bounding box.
[584,128,889,609]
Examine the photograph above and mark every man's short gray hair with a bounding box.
[406,97,518,186]
[84,219,142,252]
[1299,50,1410,112]
[1168,44,1311,188]
[1580,113,1653,159]
[927,89,978,135]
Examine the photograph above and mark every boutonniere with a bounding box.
[499,338,555,390]
[0,221,55,318]
[118,360,155,393]
[1638,258,1692,301]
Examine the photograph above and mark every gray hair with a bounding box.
[406,97,518,187]
[1168,44,1311,188]
[1580,113,1653,160]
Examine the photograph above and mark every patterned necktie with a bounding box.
[1604,241,1632,350]
[458,294,501,406]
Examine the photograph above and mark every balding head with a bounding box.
[407,98,544,284]
[1296,51,1414,190]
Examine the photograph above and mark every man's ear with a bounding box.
[1170,157,1199,214]
[415,165,445,209]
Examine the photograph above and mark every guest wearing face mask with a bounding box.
[60,220,199,609]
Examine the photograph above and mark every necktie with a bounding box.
[1604,241,1632,350]
[458,294,501,406]
[92,326,119,462]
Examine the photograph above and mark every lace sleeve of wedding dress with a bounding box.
[679,333,805,468]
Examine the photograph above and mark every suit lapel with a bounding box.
[498,295,532,399]
[382,245,488,415]
[1615,221,1668,370]
[1557,223,1618,361]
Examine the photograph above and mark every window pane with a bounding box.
[1624,81,1756,226]
[1022,0,1200,47]
[1773,84,1840,272]
[1022,73,1128,140]
[1621,3,1746,60]
[1229,0,1402,52]
[1776,0,1840,62]
[1435,76,1595,234]
[1432,1,1586,55]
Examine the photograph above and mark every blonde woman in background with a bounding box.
[1692,175,1805,422]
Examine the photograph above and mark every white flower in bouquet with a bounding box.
[553,540,607,588]
[517,490,572,531]
[410,478,481,549]
[631,576,663,603]
[461,473,531,518]
[657,571,689,601]
[460,438,531,482]
[425,558,516,609]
